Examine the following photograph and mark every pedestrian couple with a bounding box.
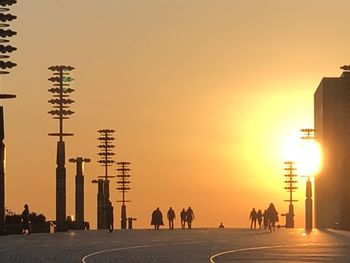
[180,207,195,229]
[249,208,263,229]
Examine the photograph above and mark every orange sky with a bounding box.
[1,0,350,228]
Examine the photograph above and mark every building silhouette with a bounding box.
[314,66,350,230]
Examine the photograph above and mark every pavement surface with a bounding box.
[0,228,349,262]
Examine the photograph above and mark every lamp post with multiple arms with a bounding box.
[300,128,315,231]
[116,161,131,229]
[48,65,75,232]
[0,0,17,234]
[96,129,115,229]
[284,161,298,228]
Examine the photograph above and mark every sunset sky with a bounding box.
[2,0,350,228]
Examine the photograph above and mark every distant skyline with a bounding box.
[2,0,350,228]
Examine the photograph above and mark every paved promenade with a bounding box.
[0,228,349,262]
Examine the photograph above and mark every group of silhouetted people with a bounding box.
[151,207,195,230]
[249,203,279,232]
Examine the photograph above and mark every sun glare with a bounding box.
[282,136,322,177]
[297,140,322,176]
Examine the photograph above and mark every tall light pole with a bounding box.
[48,65,75,232]
[300,128,315,231]
[116,162,131,229]
[96,129,115,229]
[283,161,298,228]
[0,0,17,234]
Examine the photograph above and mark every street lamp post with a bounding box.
[116,162,131,229]
[300,128,315,231]
[0,0,17,234]
[96,129,115,229]
[48,65,75,232]
[284,161,298,228]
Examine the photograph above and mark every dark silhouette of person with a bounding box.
[219,222,224,228]
[186,207,195,229]
[21,204,30,235]
[267,203,278,232]
[167,207,176,230]
[106,201,114,233]
[151,207,164,230]
[262,209,269,230]
[257,209,263,229]
[180,208,187,229]
[249,208,257,229]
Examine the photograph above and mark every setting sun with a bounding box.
[282,136,322,177]
[298,140,322,176]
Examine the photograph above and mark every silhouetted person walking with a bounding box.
[219,222,224,228]
[167,207,176,230]
[180,208,187,229]
[257,209,263,229]
[186,207,195,229]
[106,201,114,233]
[21,204,30,235]
[262,209,269,230]
[151,207,164,230]
[249,208,257,229]
[267,203,278,232]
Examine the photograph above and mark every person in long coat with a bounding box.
[151,207,164,230]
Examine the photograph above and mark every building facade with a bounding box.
[314,68,350,230]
